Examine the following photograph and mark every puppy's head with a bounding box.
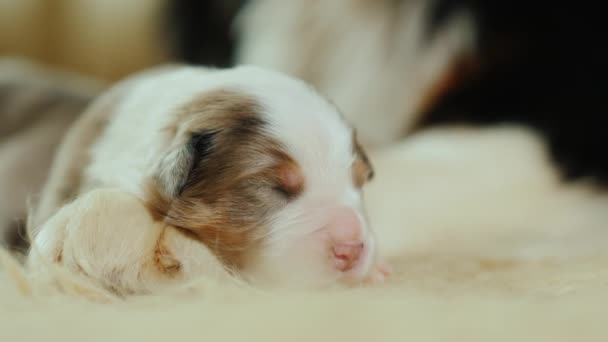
[147,66,378,288]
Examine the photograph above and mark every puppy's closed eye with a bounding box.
[272,159,304,200]
[273,186,296,199]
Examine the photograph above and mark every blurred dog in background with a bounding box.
[167,0,607,185]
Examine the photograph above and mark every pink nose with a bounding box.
[327,208,364,272]
[333,242,364,271]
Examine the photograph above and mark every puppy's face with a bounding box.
[148,68,381,287]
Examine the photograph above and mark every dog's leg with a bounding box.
[28,189,230,295]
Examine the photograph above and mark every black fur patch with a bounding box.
[164,0,249,66]
[419,1,608,185]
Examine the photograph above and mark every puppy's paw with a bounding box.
[364,259,392,285]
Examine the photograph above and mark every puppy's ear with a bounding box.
[155,130,218,198]
[150,89,265,203]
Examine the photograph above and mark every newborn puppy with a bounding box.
[29,65,389,291]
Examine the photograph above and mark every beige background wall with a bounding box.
[0,0,170,80]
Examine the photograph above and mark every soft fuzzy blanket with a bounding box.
[2,124,608,341]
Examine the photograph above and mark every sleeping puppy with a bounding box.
[28,65,389,293]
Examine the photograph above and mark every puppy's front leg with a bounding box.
[28,189,228,295]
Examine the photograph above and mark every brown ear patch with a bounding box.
[352,132,374,187]
[145,89,302,270]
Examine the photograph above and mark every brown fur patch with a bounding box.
[146,90,302,269]
[352,132,374,187]
[153,228,181,275]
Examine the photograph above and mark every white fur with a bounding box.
[28,189,232,294]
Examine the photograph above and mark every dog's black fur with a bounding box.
[420,1,608,185]
[164,0,248,67]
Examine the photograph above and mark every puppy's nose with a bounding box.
[332,242,364,271]
[327,208,365,272]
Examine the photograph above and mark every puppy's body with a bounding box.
[0,58,101,250]
[30,65,387,293]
